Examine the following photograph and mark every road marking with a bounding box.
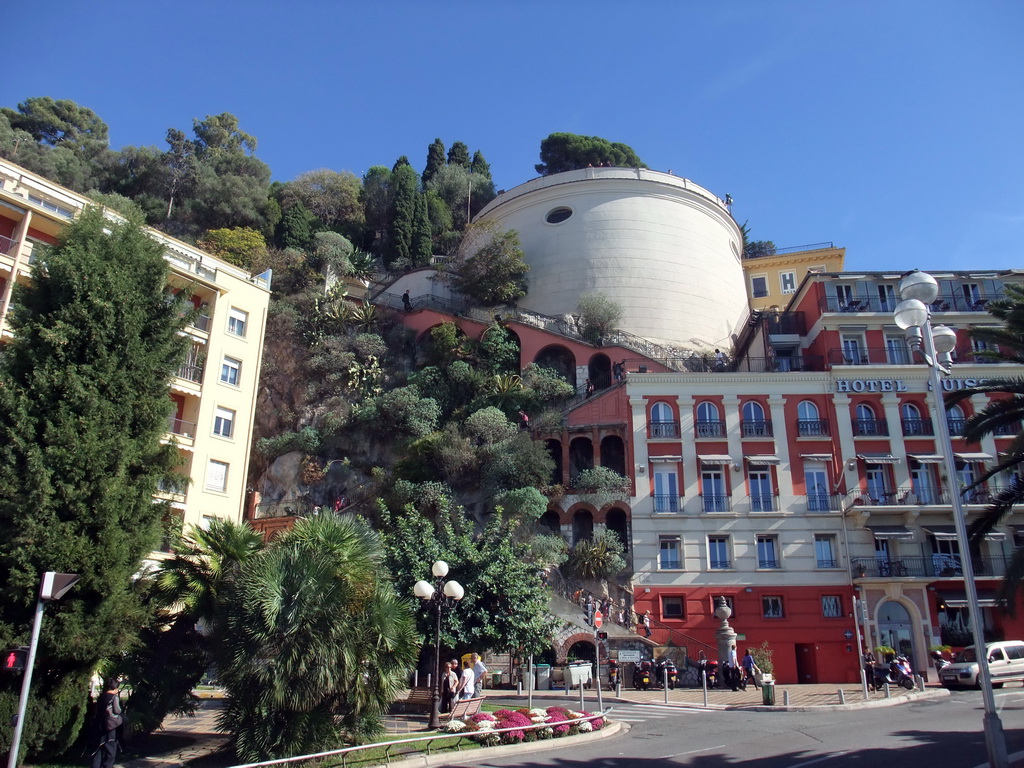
[782,753,848,768]
[658,744,727,759]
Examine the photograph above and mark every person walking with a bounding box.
[471,653,488,693]
[863,649,877,692]
[741,648,761,690]
[585,594,595,626]
[714,348,726,372]
[91,678,124,768]
[456,658,476,700]
[643,610,652,638]
[402,290,412,312]
[727,644,740,690]
[440,660,458,713]
[585,378,595,398]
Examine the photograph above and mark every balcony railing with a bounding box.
[847,485,999,507]
[696,420,725,438]
[816,558,840,569]
[851,555,1010,579]
[176,362,204,383]
[731,355,826,373]
[758,559,780,569]
[653,494,680,514]
[0,234,17,256]
[805,493,842,512]
[709,559,732,570]
[166,416,196,438]
[157,477,189,496]
[853,418,888,436]
[828,347,914,366]
[702,495,732,513]
[901,418,934,436]
[994,422,1022,437]
[189,313,211,332]
[649,421,680,439]
[742,420,773,438]
[947,418,967,436]
[797,419,830,437]
[821,292,1005,315]
[746,495,780,513]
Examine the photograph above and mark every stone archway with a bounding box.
[569,437,594,484]
[539,508,562,537]
[589,353,612,390]
[545,438,563,485]
[535,344,577,388]
[600,434,626,476]
[605,506,630,551]
[572,508,594,545]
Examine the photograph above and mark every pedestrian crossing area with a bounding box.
[609,703,709,723]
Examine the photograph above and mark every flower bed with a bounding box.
[442,706,606,746]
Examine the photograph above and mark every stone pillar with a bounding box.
[714,595,737,688]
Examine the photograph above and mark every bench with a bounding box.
[446,696,484,722]
[396,686,433,713]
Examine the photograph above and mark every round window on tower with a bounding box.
[545,207,573,224]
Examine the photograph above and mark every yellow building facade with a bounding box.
[0,159,270,541]
[742,243,845,311]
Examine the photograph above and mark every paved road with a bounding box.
[456,689,1024,768]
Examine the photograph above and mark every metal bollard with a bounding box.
[580,681,586,712]
[916,674,925,691]
[702,675,708,708]
[884,683,891,698]
[664,669,669,704]
[413,670,419,688]
[426,673,431,690]
[517,681,522,695]
[616,682,621,698]
[783,689,790,706]
[837,689,846,705]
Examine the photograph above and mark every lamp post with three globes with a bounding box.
[414,560,464,729]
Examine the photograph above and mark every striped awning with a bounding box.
[923,524,1005,542]
[867,524,915,539]
[800,453,834,461]
[908,454,944,464]
[699,455,733,466]
[954,452,994,463]
[745,455,781,465]
[649,455,681,463]
[938,589,1000,609]
[857,453,901,464]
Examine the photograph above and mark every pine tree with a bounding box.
[422,138,445,187]
[446,141,470,168]
[0,207,190,759]
[470,150,492,180]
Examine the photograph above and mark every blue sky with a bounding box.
[4,1,1022,273]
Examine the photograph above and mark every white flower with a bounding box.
[476,720,495,730]
[530,716,546,723]
[529,708,548,716]
[577,720,593,732]
[568,710,585,719]
[444,720,466,733]
[540,726,554,737]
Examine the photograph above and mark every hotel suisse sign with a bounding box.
[835,377,988,393]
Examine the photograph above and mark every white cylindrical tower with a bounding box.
[475,168,747,350]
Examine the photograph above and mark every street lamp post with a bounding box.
[413,561,464,730]
[894,270,1008,768]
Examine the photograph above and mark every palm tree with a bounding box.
[216,514,419,761]
[945,283,1024,608]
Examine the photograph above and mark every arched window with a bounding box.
[696,401,723,438]
[650,402,677,438]
[901,403,931,436]
[742,401,770,437]
[797,400,826,437]
[947,404,967,436]
[854,403,886,436]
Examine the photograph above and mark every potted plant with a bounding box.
[752,641,774,684]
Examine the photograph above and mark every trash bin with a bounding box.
[491,671,502,689]
[761,674,775,706]
[535,664,552,690]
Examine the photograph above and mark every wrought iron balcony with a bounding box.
[732,355,826,373]
[901,418,934,436]
[696,420,725,438]
[797,419,830,437]
[0,233,17,256]
[746,495,780,513]
[851,555,1010,579]
[853,418,889,436]
[176,362,205,384]
[653,494,680,514]
[828,347,914,366]
[758,559,781,569]
[649,421,680,439]
[805,493,842,512]
[946,418,967,436]
[742,420,773,438]
[816,558,840,569]
[709,559,732,570]
[702,495,732,513]
[821,291,1005,315]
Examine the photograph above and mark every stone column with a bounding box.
[714,595,737,688]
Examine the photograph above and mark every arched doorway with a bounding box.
[877,600,917,664]
[600,435,626,477]
[572,509,594,545]
[539,509,561,536]
[535,345,577,388]
[569,437,594,484]
[589,353,611,390]
[545,439,563,485]
[480,324,521,374]
[567,640,597,664]
[605,507,629,551]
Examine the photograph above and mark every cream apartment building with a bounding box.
[0,159,270,542]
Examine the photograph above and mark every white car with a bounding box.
[940,641,1024,689]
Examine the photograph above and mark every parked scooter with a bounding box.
[657,658,678,689]
[635,659,653,691]
[931,650,950,675]
[873,655,915,690]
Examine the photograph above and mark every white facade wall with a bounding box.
[476,168,747,350]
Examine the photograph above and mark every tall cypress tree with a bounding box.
[422,138,445,187]
[412,191,433,267]
[0,207,189,759]
[447,141,470,168]
[387,163,419,268]
[470,150,492,180]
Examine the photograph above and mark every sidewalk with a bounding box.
[123,683,943,767]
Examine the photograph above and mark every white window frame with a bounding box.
[756,535,779,568]
[814,534,838,568]
[205,459,229,493]
[228,307,249,337]
[762,595,784,618]
[750,273,769,298]
[213,406,236,438]
[821,595,843,618]
[221,356,242,386]
[659,536,682,570]
[661,595,685,619]
[708,536,731,570]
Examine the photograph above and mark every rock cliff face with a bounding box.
[255,451,365,513]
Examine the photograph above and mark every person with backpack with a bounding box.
[91,677,124,768]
